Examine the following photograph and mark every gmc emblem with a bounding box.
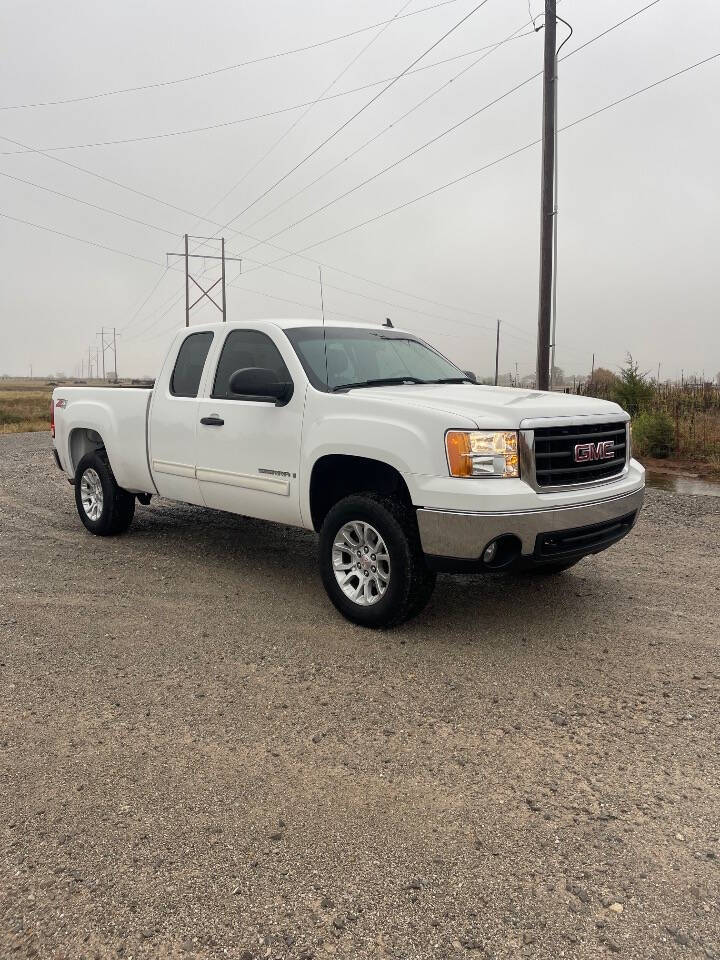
[574,440,615,463]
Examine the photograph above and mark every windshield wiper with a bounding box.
[423,377,474,384]
[331,376,427,392]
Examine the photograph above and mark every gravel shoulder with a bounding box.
[1,432,718,960]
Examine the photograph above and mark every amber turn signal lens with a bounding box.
[445,430,519,478]
[446,431,473,477]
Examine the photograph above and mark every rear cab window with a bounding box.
[170,332,214,397]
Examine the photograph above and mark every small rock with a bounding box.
[609,903,624,914]
[460,937,483,951]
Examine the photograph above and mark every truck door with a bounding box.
[148,330,214,506]
[195,328,304,524]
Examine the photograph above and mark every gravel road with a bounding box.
[1,432,718,960]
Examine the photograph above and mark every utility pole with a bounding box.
[515,361,519,386]
[535,0,557,392]
[657,361,661,384]
[494,319,501,386]
[98,327,119,380]
[168,235,241,327]
[591,352,595,380]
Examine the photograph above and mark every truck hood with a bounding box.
[351,384,627,428]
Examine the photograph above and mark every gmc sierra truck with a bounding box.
[51,319,644,627]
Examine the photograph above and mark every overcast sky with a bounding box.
[1,0,718,381]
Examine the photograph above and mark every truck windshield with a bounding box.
[284,326,470,392]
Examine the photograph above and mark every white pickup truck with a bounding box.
[51,319,644,627]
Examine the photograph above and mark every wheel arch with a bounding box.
[308,454,413,532]
[68,427,106,477]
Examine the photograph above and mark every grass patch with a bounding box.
[0,387,52,434]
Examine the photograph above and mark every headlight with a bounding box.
[446,430,519,478]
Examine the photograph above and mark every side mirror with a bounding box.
[464,370,477,383]
[228,367,293,405]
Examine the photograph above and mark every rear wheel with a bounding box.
[74,451,135,536]
[319,494,435,628]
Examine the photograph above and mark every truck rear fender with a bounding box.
[63,395,153,493]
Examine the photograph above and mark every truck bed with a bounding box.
[52,386,155,494]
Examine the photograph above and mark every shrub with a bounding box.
[632,410,675,458]
[612,354,654,416]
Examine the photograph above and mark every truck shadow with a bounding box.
[130,500,610,638]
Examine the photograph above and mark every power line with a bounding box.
[120,267,173,333]
[0,171,179,236]
[0,211,163,266]
[0,0,466,111]
[2,125,496,340]
[0,35,538,157]
[185,0,416,264]
[238,19,537,237]
[245,65,542,249]
[217,0,494,232]
[0,132,229,225]
[1,7,686,347]
[242,50,720,266]
[6,17,499,156]
[0,0,648,158]
[0,129,495,328]
[233,0,665,253]
[126,2,419,343]
[0,140,417,339]
[122,0,495,338]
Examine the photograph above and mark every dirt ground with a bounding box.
[1,432,718,960]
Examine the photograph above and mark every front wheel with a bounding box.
[74,451,135,536]
[319,494,436,629]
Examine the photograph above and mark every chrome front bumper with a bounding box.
[417,486,644,560]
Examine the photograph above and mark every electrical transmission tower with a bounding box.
[166,235,242,327]
[97,327,119,380]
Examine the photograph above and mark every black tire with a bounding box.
[74,451,135,536]
[522,557,582,575]
[319,494,436,629]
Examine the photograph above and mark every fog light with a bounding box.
[482,541,498,564]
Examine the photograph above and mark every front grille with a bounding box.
[533,421,627,487]
[535,512,637,559]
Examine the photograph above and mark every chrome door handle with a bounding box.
[200,416,224,426]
